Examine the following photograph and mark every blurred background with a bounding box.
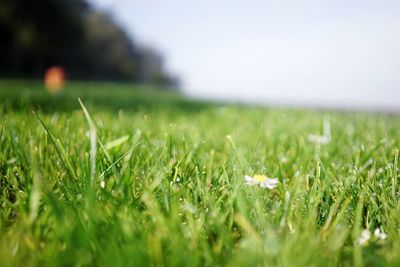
[0,0,178,87]
[1,0,400,111]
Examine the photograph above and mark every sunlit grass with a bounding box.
[0,80,399,266]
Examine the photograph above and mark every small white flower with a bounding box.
[374,228,387,240]
[100,180,105,188]
[244,175,279,189]
[308,118,331,145]
[358,229,371,245]
[307,134,330,145]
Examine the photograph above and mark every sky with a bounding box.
[91,0,400,110]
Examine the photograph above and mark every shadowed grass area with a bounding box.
[0,80,215,113]
[0,80,399,266]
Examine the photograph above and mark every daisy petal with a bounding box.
[358,229,371,245]
[260,178,279,189]
[244,175,257,185]
[374,228,387,240]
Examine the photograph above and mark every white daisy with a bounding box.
[374,228,387,240]
[307,134,330,145]
[358,229,371,245]
[244,175,279,189]
[308,118,331,145]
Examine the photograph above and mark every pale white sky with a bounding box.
[91,0,400,110]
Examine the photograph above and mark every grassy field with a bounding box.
[0,80,399,266]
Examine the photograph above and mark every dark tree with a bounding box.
[0,0,178,87]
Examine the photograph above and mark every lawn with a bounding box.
[0,80,399,266]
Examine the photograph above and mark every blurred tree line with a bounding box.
[0,0,179,87]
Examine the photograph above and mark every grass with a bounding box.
[0,80,399,266]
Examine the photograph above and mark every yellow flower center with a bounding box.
[253,175,267,182]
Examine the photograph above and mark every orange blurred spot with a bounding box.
[44,66,65,92]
